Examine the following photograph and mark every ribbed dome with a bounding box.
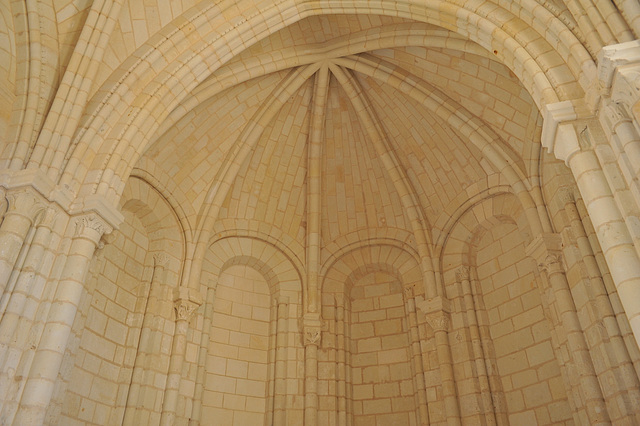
[142,14,537,257]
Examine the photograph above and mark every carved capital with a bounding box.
[425,312,450,332]
[611,65,640,114]
[5,189,45,222]
[601,100,631,133]
[37,206,59,228]
[153,252,170,268]
[526,233,565,276]
[403,285,415,300]
[74,213,112,244]
[174,298,200,321]
[415,295,450,317]
[302,312,322,346]
[558,187,576,206]
[538,253,564,275]
[173,287,203,321]
[303,327,321,346]
[455,266,470,283]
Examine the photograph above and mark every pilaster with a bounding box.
[303,312,322,426]
[160,287,203,426]
[527,234,610,425]
[10,211,112,425]
[416,295,460,425]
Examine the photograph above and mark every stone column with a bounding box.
[189,282,216,426]
[344,299,353,425]
[0,206,57,403]
[0,188,45,293]
[303,315,321,426]
[543,101,640,346]
[561,190,640,420]
[419,296,461,426]
[12,213,111,425]
[159,287,202,426]
[527,234,610,425]
[403,285,429,426]
[0,187,6,219]
[267,298,278,422]
[599,100,640,209]
[335,295,348,426]
[456,267,497,426]
[123,253,168,424]
[273,297,289,425]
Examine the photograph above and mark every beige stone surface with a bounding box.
[1,1,640,425]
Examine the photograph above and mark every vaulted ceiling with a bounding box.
[135,14,540,253]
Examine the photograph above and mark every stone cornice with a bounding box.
[598,40,640,92]
[1,169,74,211]
[0,169,124,231]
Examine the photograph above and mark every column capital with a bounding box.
[526,233,564,275]
[303,327,321,346]
[303,313,322,346]
[558,186,577,205]
[540,97,601,166]
[403,284,416,300]
[416,295,451,331]
[5,187,46,223]
[69,194,123,231]
[597,41,640,135]
[73,213,112,245]
[173,287,203,321]
[455,266,470,283]
[153,252,170,268]
[425,312,450,332]
[38,206,60,229]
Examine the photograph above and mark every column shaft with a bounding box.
[336,298,347,426]
[123,256,166,424]
[12,214,107,425]
[545,260,610,424]
[304,342,319,425]
[0,190,44,293]
[457,269,496,426]
[404,286,429,425]
[568,148,640,345]
[0,207,56,406]
[273,298,288,425]
[189,284,216,426]
[564,195,640,417]
[160,288,202,425]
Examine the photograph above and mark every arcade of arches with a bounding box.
[2,1,640,425]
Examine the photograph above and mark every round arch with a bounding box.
[48,0,590,204]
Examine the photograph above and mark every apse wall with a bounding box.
[474,222,572,424]
[59,209,153,424]
[349,270,417,426]
[194,236,306,425]
[203,264,271,425]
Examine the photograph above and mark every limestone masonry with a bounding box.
[1,1,640,424]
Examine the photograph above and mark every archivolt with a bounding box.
[206,235,304,298]
[119,176,188,278]
[322,242,421,298]
[439,192,529,280]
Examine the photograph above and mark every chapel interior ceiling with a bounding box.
[131,13,541,255]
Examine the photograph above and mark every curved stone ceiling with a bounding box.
[138,14,540,253]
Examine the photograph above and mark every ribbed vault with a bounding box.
[4,3,640,425]
[138,15,540,295]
